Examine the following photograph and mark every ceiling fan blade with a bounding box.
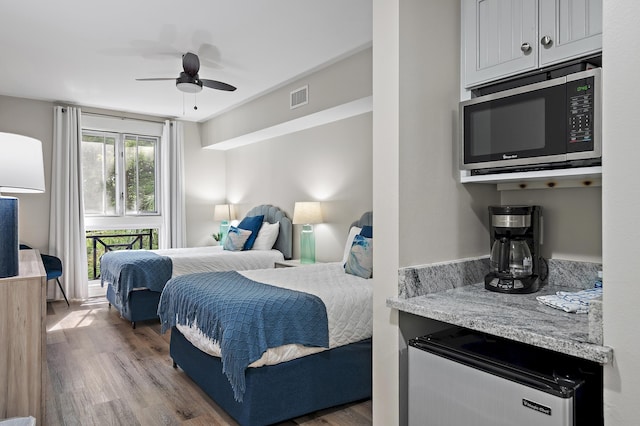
[182,52,200,76]
[135,78,175,81]
[201,79,237,91]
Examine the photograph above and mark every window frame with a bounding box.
[81,129,161,219]
[122,133,161,216]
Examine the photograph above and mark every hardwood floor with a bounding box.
[44,298,372,425]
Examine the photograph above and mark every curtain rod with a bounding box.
[80,111,168,125]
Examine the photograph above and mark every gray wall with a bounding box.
[182,121,227,247]
[0,95,53,253]
[201,47,372,147]
[388,1,498,424]
[398,0,497,267]
[501,187,602,262]
[200,47,374,262]
[224,112,372,262]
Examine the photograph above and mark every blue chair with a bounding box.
[20,244,69,307]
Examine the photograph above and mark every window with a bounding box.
[82,130,160,216]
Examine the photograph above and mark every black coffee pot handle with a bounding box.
[498,237,510,273]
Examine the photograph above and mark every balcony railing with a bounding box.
[86,229,156,280]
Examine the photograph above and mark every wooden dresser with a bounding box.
[0,249,46,422]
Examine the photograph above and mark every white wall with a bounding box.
[224,113,372,261]
[0,95,53,253]
[602,1,640,423]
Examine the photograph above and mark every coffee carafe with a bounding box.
[485,205,544,294]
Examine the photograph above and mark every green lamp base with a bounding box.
[300,224,316,264]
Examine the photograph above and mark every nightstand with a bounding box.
[274,259,322,268]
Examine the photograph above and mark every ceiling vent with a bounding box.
[290,85,308,109]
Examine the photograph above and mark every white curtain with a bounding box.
[49,106,88,300]
[160,120,186,249]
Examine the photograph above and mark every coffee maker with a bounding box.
[485,205,544,294]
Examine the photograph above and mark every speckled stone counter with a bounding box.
[389,257,613,364]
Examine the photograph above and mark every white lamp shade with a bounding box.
[214,204,234,221]
[292,201,323,225]
[0,132,45,193]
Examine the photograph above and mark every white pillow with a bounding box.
[342,226,362,264]
[251,222,280,250]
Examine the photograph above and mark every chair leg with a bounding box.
[56,278,70,307]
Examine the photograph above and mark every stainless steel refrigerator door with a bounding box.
[409,346,573,426]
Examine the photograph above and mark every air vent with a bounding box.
[290,85,308,109]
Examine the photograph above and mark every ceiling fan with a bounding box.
[136,52,236,93]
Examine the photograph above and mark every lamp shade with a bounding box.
[213,204,232,221]
[292,201,323,225]
[0,132,45,193]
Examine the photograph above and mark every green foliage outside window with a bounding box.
[82,131,158,216]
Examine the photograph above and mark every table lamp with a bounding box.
[214,204,234,245]
[0,132,45,278]
[292,201,323,264]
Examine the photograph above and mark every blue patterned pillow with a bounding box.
[223,226,252,251]
[345,234,373,279]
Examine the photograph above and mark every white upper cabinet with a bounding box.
[538,0,602,67]
[463,0,602,89]
[463,0,538,88]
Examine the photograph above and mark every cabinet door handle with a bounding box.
[540,35,553,47]
[520,42,531,53]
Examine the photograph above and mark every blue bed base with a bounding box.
[106,283,161,327]
[170,327,372,426]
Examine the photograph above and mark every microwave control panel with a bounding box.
[567,76,595,151]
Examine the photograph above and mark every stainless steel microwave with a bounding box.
[460,68,601,175]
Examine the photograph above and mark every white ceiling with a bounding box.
[0,1,372,122]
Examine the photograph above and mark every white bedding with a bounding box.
[177,262,373,367]
[152,246,284,277]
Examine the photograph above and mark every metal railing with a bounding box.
[86,229,154,280]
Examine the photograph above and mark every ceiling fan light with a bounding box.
[176,81,203,93]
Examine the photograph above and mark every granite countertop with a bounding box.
[387,282,613,364]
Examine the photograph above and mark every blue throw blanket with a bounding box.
[157,271,329,402]
[100,250,173,307]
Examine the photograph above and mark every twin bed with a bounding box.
[159,211,374,426]
[102,205,373,425]
[101,204,292,327]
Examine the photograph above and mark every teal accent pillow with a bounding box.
[223,226,252,251]
[359,225,373,238]
[345,234,373,279]
[238,214,264,250]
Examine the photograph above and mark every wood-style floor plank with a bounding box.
[45,298,372,425]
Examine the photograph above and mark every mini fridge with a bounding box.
[408,327,602,426]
